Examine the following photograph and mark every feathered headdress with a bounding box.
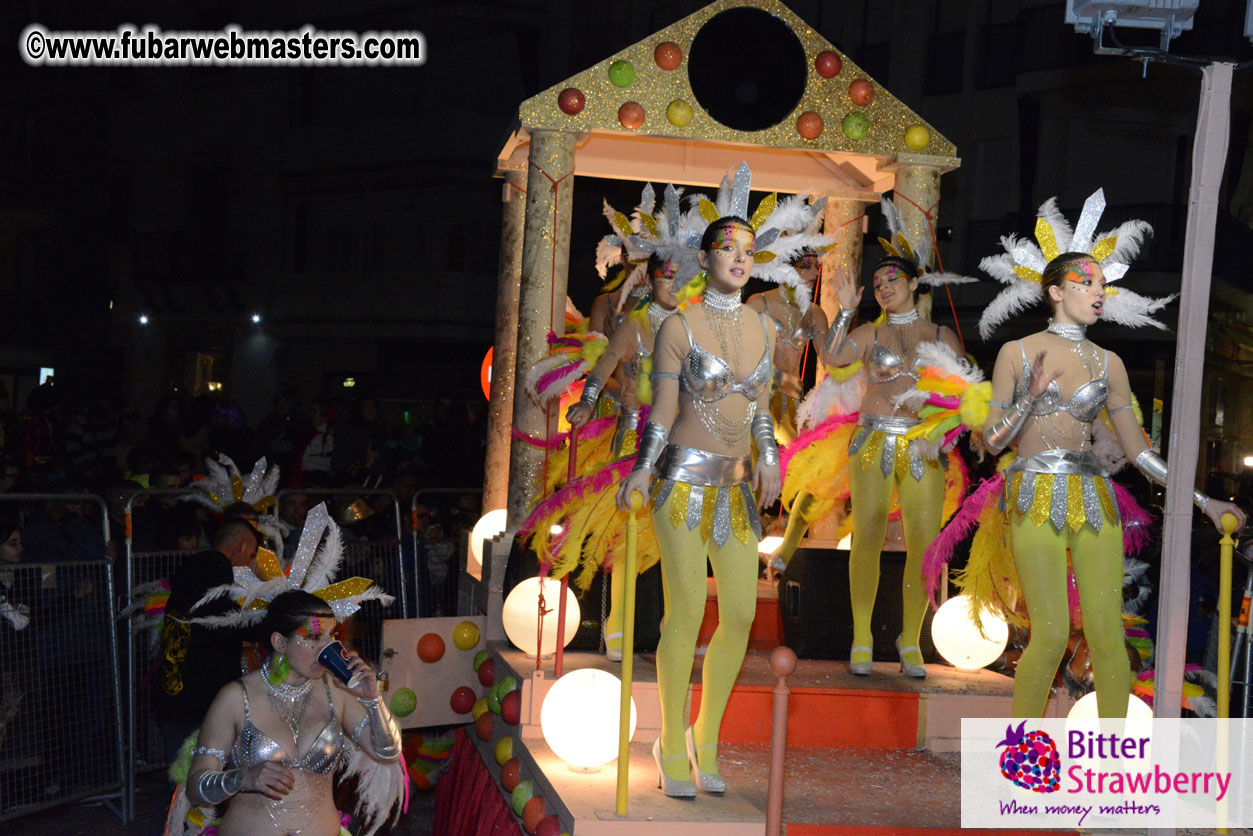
[978,188,1173,340]
[624,182,705,294]
[596,184,657,309]
[186,454,285,557]
[877,196,977,291]
[190,502,393,628]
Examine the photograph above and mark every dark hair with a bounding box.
[261,590,335,650]
[873,254,918,277]
[223,501,257,520]
[699,216,754,253]
[0,512,20,541]
[214,517,260,552]
[1041,251,1098,306]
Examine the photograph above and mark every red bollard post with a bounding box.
[766,646,797,836]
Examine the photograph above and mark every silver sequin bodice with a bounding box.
[231,679,346,775]
[1013,345,1108,424]
[676,314,772,403]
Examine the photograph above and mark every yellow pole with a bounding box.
[615,493,642,816]
[1217,512,1236,835]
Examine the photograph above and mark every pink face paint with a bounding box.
[297,615,334,640]
[1063,260,1101,284]
[711,223,754,254]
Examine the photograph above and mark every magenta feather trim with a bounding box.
[1111,480,1155,556]
[519,457,636,539]
[535,362,583,396]
[548,332,581,349]
[941,425,964,450]
[927,394,960,409]
[923,472,1004,605]
[780,411,859,480]
[510,414,619,451]
[1066,566,1081,627]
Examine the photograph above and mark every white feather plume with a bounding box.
[341,746,406,836]
[302,522,344,594]
[1093,220,1152,270]
[1102,288,1176,331]
[797,368,866,427]
[1037,196,1073,251]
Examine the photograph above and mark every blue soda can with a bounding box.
[317,640,364,688]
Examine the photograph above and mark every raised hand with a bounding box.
[1026,351,1063,400]
[330,647,379,700]
[834,266,863,311]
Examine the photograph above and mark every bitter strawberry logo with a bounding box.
[996,721,1061,793]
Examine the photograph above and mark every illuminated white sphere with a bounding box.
[469,509,508,573]
[540,668,636,771]
[757,535,783,556]
[1243,455,1253,468]
[1067,691,1153,720]
[931,594,1008,671]
[502,576,580,658]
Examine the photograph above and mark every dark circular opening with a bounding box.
[687,8,807,132]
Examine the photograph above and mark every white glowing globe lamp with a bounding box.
[1067,691,1154,720]
[469,509,507,574]
[931,594,1008,672]
[540,668,637,771]
[502,576,581,658]
[757,535,783,556]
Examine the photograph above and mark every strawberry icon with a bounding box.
[996,721,1060,793]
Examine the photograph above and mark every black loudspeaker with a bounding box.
[779,546,937,662]
[503,534,665,654]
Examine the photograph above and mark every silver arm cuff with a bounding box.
[195,768,244,804]
[751,412,779,467]
[984,395,1032,454]
[632,421,669,473]
[1134,449,1211,512]
[357,696,401,760]
[579,375,605,408]
[821,309,856,360]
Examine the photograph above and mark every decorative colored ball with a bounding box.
[473,649,490,672]
[666,99,693,127]
[472,697,490,721]
[486,687,503,715]
[500,757,521,791]
[522,797,547,833]
[449,685,476,715]
[496,675,518,698]
[501,689,522,726]
[477,657,496,687]
[608,60,636,88]
[848,79,874,106]
[557,87,585,116]
[511,780,534,816]
[796,111,824,140]
[453,621,481,651]
[653,41,683,70]
[476,712,493,741]
[617,101,645,130]
[389,687,417,717]
[904,124,931,151]
[841,111,870,140]
[495,737,514,766]
[534,816,562,836]
[417,632,445,663]
[815,50,843,78]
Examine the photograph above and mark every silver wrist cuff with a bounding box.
[632,421,669,473]
[1134,449,1211,512]
[195,768,244,804]
[579,375,604,408]
[751,413,779,467]
[821,308,856,358]
[984,396,1032,454]
[358,696,401,760]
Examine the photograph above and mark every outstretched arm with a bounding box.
[616,315,684,510]
[818,267,862,366]
[752,316,781,508]
[567,321,635,428]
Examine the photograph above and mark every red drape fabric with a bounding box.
[433,728,524,836]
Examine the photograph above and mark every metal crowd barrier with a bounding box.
[411,488,481,618]
[0,494,124,825]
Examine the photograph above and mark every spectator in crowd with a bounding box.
[21,488,105,564]
[208,401,260,468]
[147,395,183,463]
[333,396,387,486]
[64,388,121,485]
[256,392,301,477]
[131,463,202,552]
[0,458,19,494]
[294,400,335,486]
[278,491,310,558]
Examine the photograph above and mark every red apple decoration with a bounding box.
[796,111,824,139]
[618,101,645,130]
[501,689,521,726]
[449,685,476,714]
[557,87,585,116]
[522,796,547,833]
[653,41,682,70]
[534,816,561,836]
[477,657,495,687]
[476,712,493,741]
[815,50,842,78]
[501,757,522,792]
[849,79,874,106]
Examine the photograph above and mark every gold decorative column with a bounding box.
[506,130,576,529]
[482,170,525,515]
[892,157,946,324]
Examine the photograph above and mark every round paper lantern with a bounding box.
[654,41,682,70]
[450,685,476,714]
[501,689,521,726]
[666,99,693,127]
[608,60,635,88]
[453,621,480,651]
[930,594,1009,671]
[796,111,824,139]
[389,687,417,717]
[470,510,507,575]
[495,736,514,766]
[904,124,931,151]
[510,780,534,816]
[500,757,521,791]
[815,50,842,78]
[471,697,489,721]
[522,796,547,833]
[477,657,496,687]
[557,87,585,115]
[1067,691,1154,720]
[480,347,493,400]
[540,669,637,771]
[848,79,874,106]
[841,111,869,140]
[417,632,445,663]
[502,577,581,658]
[535,816,561,836]
[476,712,493,741]
[473,649,490,671]
[617,101,645,130]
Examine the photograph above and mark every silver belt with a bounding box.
[1006,449,1108,478]
[857,414,919,434]
[656,444,753,487]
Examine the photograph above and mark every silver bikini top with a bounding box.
[231,679,347,775]
[769,312,814,350]
[621,330,650,382]
[677,312,773,403]
[1013,340,1108,424]
[867,324,942,385]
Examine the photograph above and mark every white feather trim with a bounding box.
[1102,289,1176,331]
[919,271,978,287]
[341,746,406,836]
[1037,196,1073,252]
[303,524,344,594]
[1095,220,1152,268]
[978,279,1043,340]
[797,369,866,427]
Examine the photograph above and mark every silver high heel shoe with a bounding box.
[685,726,727,793]
[850,643,873,676]
[896,635,926,679]
[652,738,697,798]
[605,631,623,662]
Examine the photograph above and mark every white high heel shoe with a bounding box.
[896,635,926,679]
[850,643,873,676]
[652,738,697,798]
[685,727,727,793]
[605,631,623,662]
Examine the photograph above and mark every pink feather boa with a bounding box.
[518,457,635,540]
[923,472,1004,606]
[510,415,618,450]
[779,411,859,482]
[1111,480,1155,556]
